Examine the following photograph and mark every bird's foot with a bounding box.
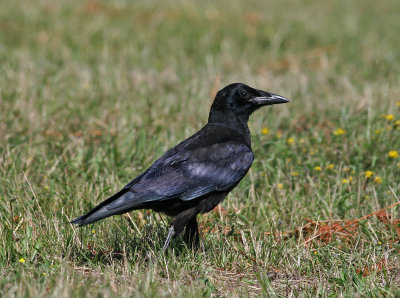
[163,226,175,251]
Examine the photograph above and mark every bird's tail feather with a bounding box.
[71,189,134,226]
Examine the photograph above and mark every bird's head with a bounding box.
[208,83,290,124]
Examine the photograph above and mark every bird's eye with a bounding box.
[239,89,249,99]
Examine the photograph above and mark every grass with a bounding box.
[1,0,400,296]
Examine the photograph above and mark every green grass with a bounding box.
[1,0,400,296]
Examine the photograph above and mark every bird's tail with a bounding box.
[71,189,136,226]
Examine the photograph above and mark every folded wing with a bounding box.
[71,140,253,226]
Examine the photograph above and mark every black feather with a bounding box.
[71,83,289,249]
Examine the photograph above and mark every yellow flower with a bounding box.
[327,164,334,170]
[314,166,321,171]
[44,185,49,190]
[364,170,373,178]
[277,183,283,189]
[287,137,295,145]
[261,127,269,135]
[91,230,96,234]
[333,128,345,136]
[395,120,400,127]
[374,176,383,184]
[397,101,400,107]
[19,258,26,263]
[291,171,299,176]
[384,114,394,121]
[378,241,382,245]
[388,150,398,158]
[374,129,382,134]
[342,177,353,184]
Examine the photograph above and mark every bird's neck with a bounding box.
[208,111,252,146]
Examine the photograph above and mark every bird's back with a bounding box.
[71,123,254,225]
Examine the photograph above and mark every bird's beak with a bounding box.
[250,91,290,106]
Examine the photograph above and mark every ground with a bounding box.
[1,0,400,296]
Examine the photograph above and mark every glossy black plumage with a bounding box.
[71,83,289,250]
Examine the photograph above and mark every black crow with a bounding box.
[71,83,289,250]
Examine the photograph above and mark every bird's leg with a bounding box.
[163,207,199,251]
[183,216,199,247]
[163,226,175,251]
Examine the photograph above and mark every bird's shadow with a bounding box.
[72,224,200,265]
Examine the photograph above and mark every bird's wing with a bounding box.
[179,142,254,200]
[129,141,254,201]
[71,129,254,226]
